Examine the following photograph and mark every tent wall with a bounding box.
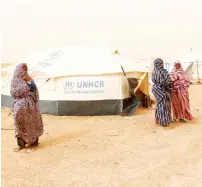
[54,74,122,101]
[1,72,149,116]
[44,74,123,115]
[1,73,123,115]
[1,94,123,116]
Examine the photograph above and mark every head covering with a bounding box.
[169,61,190,91]
[10,63,30,98]
[13,63,28,78]
[152,58,172,102]
[152,58,170,85]
[153,58,164,70]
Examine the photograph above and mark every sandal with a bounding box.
[30,138,39,147]
[13,145,24,152]
[164,125,173,130]
[155,122,160,126]
[179,119,187,123]
[14,137,25,152]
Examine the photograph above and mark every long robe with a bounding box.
[10,63,44,145]
[169,62,194,121]
[152,58,172,126]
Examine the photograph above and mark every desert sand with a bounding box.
[1,85,202,187]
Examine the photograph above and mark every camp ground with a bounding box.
[1,46,151,116]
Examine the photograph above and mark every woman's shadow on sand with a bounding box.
[170,118,200,129]
[24,129,89,152]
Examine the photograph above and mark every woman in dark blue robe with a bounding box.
[152,58,172,127]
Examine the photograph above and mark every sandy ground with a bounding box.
[1,85,202,187]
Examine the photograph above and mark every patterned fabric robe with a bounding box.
[10,63,44,145]
[169,61,194,120]
[152,58,172,126]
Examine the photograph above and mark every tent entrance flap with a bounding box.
[122,96,140,116]
[122,72,151,116]
[122,76,140,116]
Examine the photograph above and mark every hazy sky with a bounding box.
[1,0,202,63]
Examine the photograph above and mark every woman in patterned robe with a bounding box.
[10,63,44,152]
[152,58,172,127]
[169,61,194,122]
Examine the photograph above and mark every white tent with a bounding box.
[1,46,151,116]
[164,49,202,80]
[181,49,202,80]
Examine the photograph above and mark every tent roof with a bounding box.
[1,46,151,78]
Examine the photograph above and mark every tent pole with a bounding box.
[196,59,200,83]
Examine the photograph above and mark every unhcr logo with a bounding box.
[64,81,75,90]
[63,80,105,94]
